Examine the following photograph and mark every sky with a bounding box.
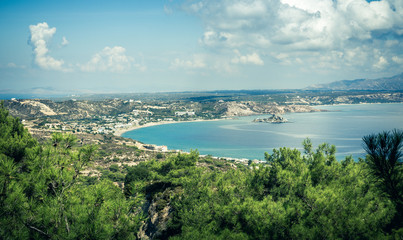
[0,0,403,95]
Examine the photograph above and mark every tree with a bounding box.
[363,130,402,199]
[363,129,403,231]
[0,101,36,162]
[0,104,143,239]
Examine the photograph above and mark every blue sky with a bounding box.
[1,0,403,95]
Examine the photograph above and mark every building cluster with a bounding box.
[37,107,200,135]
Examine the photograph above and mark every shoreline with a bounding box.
[114,102,403,137]
[114,118,227,137]
[313,101,403,107]
[112,102,402,162]
[113,104,334,137]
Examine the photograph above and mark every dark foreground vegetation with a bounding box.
[1,103,402,239]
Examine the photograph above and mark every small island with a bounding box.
[253,114,288,123]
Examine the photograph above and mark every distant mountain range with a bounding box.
[306,72,403,91]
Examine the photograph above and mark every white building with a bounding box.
[175,111,195,116]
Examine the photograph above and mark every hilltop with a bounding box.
[306,72,403,91]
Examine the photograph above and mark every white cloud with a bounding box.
[392,56,403,64]
[28,22,68,71]
[200,30,271,49]
[171,55,206,69]
[273,53,292,65]
[81,46,134,73]
[373,56,388,69]
[231,50,264,65]
[0,62,26,69]
[200,31,235,48]
[164,5,173,15]
[7,63,18,68]
[61,36,69,46]
[181,0,403,75]
[226,1,267,18]
[345,0,395,31]
[134,63,147,72]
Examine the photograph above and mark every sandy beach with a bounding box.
[113,118,226,137]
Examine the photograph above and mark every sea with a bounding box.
[122,103,403,161]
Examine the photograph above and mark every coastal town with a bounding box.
[3,96,311,136]
[5,98,208,135]
[4,90,403,138]
[1,92,335,168]
[2,90,401,167]
[36,106,200,136]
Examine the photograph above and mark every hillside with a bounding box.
[307,72,403,91]
[3,98,322,122]
[1,102,402,239]
[3,99,139,120]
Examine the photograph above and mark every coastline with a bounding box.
[114,102,403,137]
[114,104,332,137]
[114,118,226,137]
[111,102,402,161]
[313,102,403,107]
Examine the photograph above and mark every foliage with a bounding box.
[124,138,401,239]
[0,103,143,239]
[363,129,403,231]
[1,101,402,239]
[0,101,36,162]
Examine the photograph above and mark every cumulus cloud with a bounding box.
[28,22,67,71]
[170,53,242,74]
[171,55,206,69]
[7,63,18,68]
[182,0,403,73]
[164,5,173,15]
[81,46,134,73]
[392,56,403,64]
[373,56,389,69]
[189,0,403,49]
[0,63,26,69]
[231,50,264,65]
[61,36,69,46]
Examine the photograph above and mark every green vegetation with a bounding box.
[1,102,402,239]
[363,130,403,232]
[0,103,143,239]
[123,145,401,239]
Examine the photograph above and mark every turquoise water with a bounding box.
[122,103,403,160]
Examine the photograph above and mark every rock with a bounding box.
[253,114,288,123]
[137,186,180,240]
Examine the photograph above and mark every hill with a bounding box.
[1,102,402,239]
[306,72,403,91]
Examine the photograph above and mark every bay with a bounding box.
[122,103,403,160]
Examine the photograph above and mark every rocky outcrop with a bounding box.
[137,185,181,240]
[216,101,256,116]
[253,114,288,123]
